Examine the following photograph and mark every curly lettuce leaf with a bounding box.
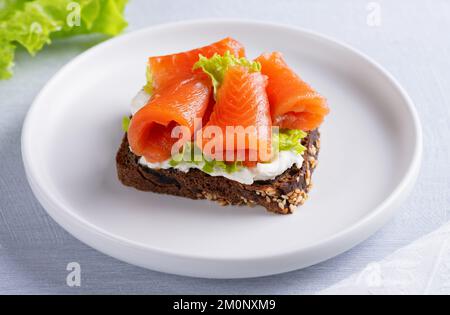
[0,0,128,79]
[273,129,307,155]
[143,63,153,94]
[202,159,242,174]
[0,1,26,20]
[193,51,261,95]
[121,115,130,132]
[168,141,243,174]
[81,0,128,36]
[168,142,203,167]
[3,3,62,56]
[0,40,16,79]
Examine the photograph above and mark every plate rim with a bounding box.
[21,19,423,278]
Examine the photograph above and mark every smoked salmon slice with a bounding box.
[128,77,212,162]
[199,66,272,164]
[256,52,329,131]
[148,37,245,92]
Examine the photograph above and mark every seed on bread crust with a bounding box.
[264,187,277,196]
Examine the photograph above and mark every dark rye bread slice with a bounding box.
[116,130,320,214]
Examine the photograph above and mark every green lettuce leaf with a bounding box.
[193,50,261,95]
[202,159,242,174]
[168,142,203,167]
[168,141,243,174]
[121,115,130,132]
[143,63,153,94]
[0,0,128,79]
[0,39,16,79]
[273,129,307,155]
[0,1,26,21]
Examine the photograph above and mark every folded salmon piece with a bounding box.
[148,37,245,92]
[128,77,212,162]
[199,65,272,165]
[129,38,245,163]
[256,52,329,131]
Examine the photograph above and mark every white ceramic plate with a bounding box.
[22,20,422,279]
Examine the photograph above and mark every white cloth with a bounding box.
[321,223,450,295]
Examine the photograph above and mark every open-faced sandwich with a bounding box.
[116,37,329,214]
